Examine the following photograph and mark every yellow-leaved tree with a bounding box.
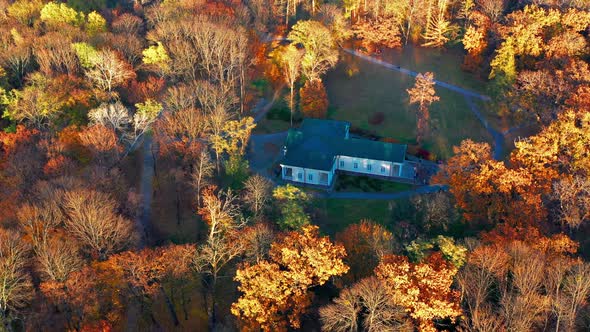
[375,253,462,332]
[231,225,349,331]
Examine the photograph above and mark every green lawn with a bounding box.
[311,198,394,235]
[333,174,413,192]
[324,49,492,159]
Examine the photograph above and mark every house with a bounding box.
[279,119,416,187]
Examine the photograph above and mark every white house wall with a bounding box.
[336,155,403,177]
[281,165,333,186]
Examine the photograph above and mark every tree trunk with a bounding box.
[290,83,294,127]
[161,287,180,327]
[176,186,181,226]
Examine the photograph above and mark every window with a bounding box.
[285,168,293,177]
[297,173,303,180]
[367,164,372,171]
[381,166,386,173]
[339,160,344,167]
[320,172,329,184]
[308,173,313,181]
[353,162,358,169]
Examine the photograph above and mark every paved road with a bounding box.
[315,184,449,200]
[464,96,505,160]
[342,48,491,102]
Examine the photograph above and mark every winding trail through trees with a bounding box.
[137,134,155,248]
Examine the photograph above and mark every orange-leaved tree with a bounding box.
[407,72,439,144]
[231,225,349,331]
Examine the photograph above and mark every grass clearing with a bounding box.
[334,174,413,192]
[311,198,394,235]
[324,50,492,159]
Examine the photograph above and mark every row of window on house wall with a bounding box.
[339,160,388,174]
[297,172,314,181]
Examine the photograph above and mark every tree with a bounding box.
[352,16,402,52]
[78,124,122,167]
[243,174,273,218]
[142,42,170,76]
[422,0,457,48]
[288,20,338,82]
[0,229,33,329]
[40,2,84,28]
[376,253,462,331]
[86,11,106,35]
[61,189,136,259]
[231,226,349,331]
[198,186,243,242]
[83,49,136,94]
[552,175,590,230]
[191,150,214,207]
[407,72,439,144]
[410,191,457,232]
[270,44,303,126]
[336,220,395,282]
[299,79,329,119]
[272,184,311,230]
[320,277,413,332]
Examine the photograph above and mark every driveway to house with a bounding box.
[248,131,287,180]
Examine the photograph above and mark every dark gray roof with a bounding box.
[281,119,407,171]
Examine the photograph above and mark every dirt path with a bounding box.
[137,135,155,248]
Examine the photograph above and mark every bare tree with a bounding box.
[476,0,505,22]
[198,186,244,242]
[552,175,590,230]
[0,229,33,329]
[85,49,136,94]
[320,277,412,332]
[243,175,273,217]
[411,191,456,231]
[271,44,303,126]
[35,236,83,282]
[88,102,160,152]
[62,189,136,259]
[501,243,550,332]
[240,223,276,263]
[191,150,214,207]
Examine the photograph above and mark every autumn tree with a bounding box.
[196,185,247,329]
[288,20,338,82]
[243,174,273,218]
[376,253,462,331]
[336,220,395,282]
[0,229,33,329]
[61,189,136,259]
[191,150,214,207]
[78,48,136,95]
[422,0,457,48]
[407,72,439,144]
[272,184,311,229]
[270,44,303,126]
[352,16,402,52]
[231,226,349,331]
[299,79,329,119]
[320,277,413,332]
